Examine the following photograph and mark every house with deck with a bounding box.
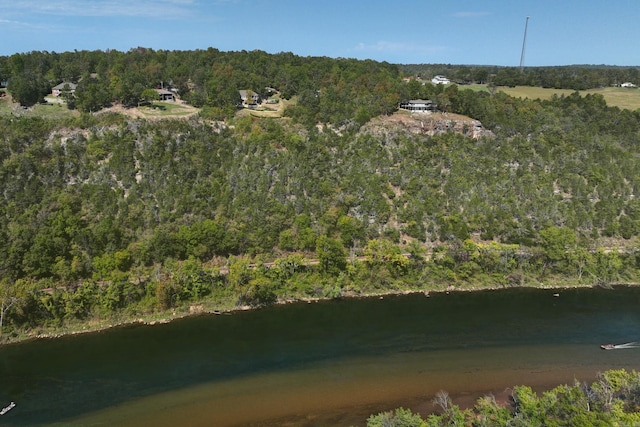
[399,99,438,112]
[155,88,175,101]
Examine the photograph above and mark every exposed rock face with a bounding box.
[362,111,494,139]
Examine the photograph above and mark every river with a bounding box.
[1,286,639,426]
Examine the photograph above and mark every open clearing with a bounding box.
[235,94,294,119]
[467,84,640,111]
[94,101,199,120]
[0,93,199,121]
[0,94,80,119]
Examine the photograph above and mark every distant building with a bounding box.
[52,82,77,97]
[621,82,637,88]
[399,99,438,112]
[431,75,450,85]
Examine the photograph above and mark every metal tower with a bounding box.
[519,16,530,71]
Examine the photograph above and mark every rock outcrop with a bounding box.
[362,111,494,139]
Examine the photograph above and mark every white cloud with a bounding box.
[0,0,198,19]
[0,18,26,25]
[0,17,52,30]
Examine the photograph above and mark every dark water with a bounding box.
[1,287,640,426]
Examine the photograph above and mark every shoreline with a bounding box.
[1,281,628,347]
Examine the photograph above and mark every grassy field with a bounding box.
[0,94,80,119]
[467,84,640,111]
[136,101,199,118]
[0,93,199,121]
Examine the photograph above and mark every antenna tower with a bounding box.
[519,16,530,70]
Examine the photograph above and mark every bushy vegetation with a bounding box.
[367,369,640,426]
[1,49,640,338]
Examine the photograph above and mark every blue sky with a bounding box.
[2,0,639,66]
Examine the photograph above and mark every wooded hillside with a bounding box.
[1,49,640,337]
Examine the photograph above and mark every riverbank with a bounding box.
[0,277,624,347]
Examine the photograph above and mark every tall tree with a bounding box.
[8,73,49,107]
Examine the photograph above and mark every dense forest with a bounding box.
[1,48,640,338]
[0,48,402,123]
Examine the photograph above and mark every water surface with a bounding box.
[1,287,639,426]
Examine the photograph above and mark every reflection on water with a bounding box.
[1,287,640,426]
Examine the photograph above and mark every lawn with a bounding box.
[0,94,199,121]
[466,84,640,111]
[136,101,199,118]
[0,94,79,119]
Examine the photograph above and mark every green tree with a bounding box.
[591,249,623,287]
[8,73,49,107]
[140,88,159,105]
[336,215,364,248]
[59,83,77,109]
[316,235,347,275]
[63,282,97,319]
[364,238,409,278]
[511,385,546,426]
[539,227,577,274]
[0,279,20,334]
[367,407,426,427]
[155,276,179,310]
[175,257,213,301]
[270,254,306,285]
[75,75,110,112]
[240,276,277,307]
[474,394,512,426]
[228,258,254,290]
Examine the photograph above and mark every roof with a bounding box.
[239,89,259,99]
[52,82,77,91]
[405,99,436,104]
[431,75,450,84]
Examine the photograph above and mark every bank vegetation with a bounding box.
[368,369,640,426]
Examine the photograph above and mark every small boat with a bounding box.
[0,401,15,415]
[601,344,616,350]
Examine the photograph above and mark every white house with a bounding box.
[431,75,450,85]
[239,89,261,108]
